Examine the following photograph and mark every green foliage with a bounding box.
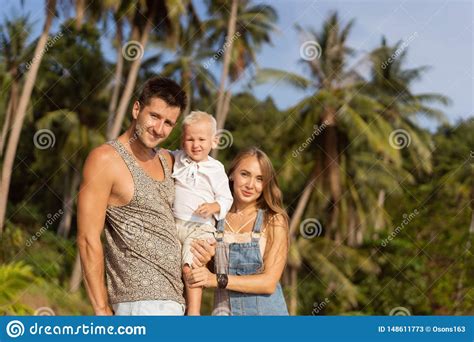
[0,4,471,316]
[0,261,37,314]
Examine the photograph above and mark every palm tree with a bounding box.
[205,0,278,157]
[0,0,57,234]
[31,15,110,238]
[366,37,450,172]
[36,109,105,294]
[295,237,379,313]
[258,14,452,312]
[363,37,450,228]
[211,0,237,134]
[258,14,442,237]
[31,18,110,291]
[0,15,33,156]
[160,8,216,116]
[36,110,105,238]
[256,12,445,313]
[108,0,187,140]
[433,120,473,226]
[104,0,137,133]
[0,261,37,314]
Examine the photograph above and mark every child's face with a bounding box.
[182,121,217,162]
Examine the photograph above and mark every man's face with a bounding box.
[132,98,180,148]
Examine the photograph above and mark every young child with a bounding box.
[171,111,233,315]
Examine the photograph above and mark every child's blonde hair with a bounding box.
[182,111,217,135]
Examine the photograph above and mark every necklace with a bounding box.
[226,207,258,233]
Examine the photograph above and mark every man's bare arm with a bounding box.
[77,146,115,315]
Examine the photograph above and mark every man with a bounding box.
[77,77,214,315]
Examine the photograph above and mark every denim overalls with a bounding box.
[214,209,289,315]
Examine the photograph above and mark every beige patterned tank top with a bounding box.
[104,140,184,305]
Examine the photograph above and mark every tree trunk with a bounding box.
[289,160,322,240]
[106,17,124,134]
[0,77,19,156]
[470,185,474,234]
[374,189,386,234]
[108,4,157,140]
[322,107,341,239]
[214,0,238,129]
[211,90,231,159]
[0,0,56,234]
[0,98,13,157]
[75,0,85,31]
[69,252,82,292]
[57,171,81,238]
[182,68,192,117]
[347,204,356,247]
[286,160,322,315]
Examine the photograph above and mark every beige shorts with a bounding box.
[176,218,216,267]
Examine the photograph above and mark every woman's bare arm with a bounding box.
[186,215,289,295]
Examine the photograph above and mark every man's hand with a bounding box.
[184,266,216,288]
[191,238,216,267]
[194,202,220,218]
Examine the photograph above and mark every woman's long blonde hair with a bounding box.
[227,147,289,228]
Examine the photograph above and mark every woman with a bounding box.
[186,147,289,315]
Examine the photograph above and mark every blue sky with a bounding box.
[249,0,473,128]
[1,0,472,128]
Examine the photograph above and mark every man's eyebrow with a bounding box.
[149,111,177,125]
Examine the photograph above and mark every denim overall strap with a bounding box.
[215,219,225,242]
[251,209,264,242]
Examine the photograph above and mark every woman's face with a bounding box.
[231,156,264,206]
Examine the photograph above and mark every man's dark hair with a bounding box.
[137,77,187,112]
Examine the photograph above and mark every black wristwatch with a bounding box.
[217,273,228,289]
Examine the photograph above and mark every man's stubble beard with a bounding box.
[134,121,165,149]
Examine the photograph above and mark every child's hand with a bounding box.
[194,202,220,218]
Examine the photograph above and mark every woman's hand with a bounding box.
[191,238,216,267]
[183,266,216,288]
